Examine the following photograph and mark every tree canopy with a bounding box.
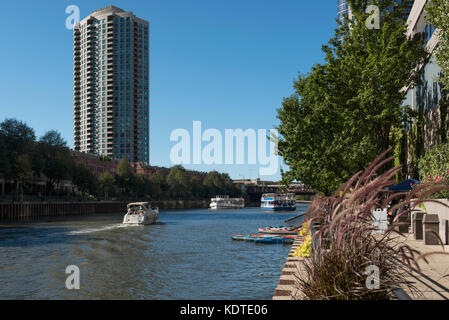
[0,118,242,201]
[277,0,427,195]
[426,0,449,90]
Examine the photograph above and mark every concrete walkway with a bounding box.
[401,235,449,300]
[273,233,449,300]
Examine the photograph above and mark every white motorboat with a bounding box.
[210,195,245,210]
[123,202,159,225]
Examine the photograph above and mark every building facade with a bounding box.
[72,150,118,177]
[402,0,442,177]
[337,0,351,24]
[73,6,150,164]
[337,0,412,24]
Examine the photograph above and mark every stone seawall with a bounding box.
[0,200,211,221]
[273,235,306,300]
[152,199,210,210]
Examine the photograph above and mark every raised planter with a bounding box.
[420,200,449,246]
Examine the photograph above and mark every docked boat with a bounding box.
[258,226,301,235]
[210,195,245,210]
[231,234,295,244]
[261,193,296,211]
[123,202,159,225]
[254,237,291,244]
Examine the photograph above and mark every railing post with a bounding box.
[423,214,440,245]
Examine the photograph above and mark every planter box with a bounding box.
[420,200,449,245]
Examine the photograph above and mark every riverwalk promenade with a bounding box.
[402,234,449,300]
[272,233,449,300]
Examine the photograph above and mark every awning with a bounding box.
[387,179,421,192]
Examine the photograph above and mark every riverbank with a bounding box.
[272,234,306,300]
[0,200,212,221]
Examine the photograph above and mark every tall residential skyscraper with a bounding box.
[337,0,351,24]
[337,1,412,25]
[73,6,150,164]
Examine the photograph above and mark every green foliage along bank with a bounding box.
[0,118,242,202]
[276,0,427,195]
[417,142,449,199]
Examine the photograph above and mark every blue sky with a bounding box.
[0,0,337,180]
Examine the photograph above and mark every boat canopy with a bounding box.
[127,202,150,208]
[387,179,420,192]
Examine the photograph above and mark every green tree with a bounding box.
[426,0,449,145]
[72,164,98,198]
[202,171,239,197]
[99,171,115,200]
[39,130,67,148]
[203,171,224,197]
[0,132,11,196]
[166,165,190,199]
[133,173,152,198]
[38,131,73,195]
[16,154,33,201]
[426,0,449,90]
[0,118,36,157]
[115,158,134,195]
[276,0,427,195]
[190,176,205,199]
[149,170,166,199]
[0,119,36,198]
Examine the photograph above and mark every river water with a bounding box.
[0,205,307,300]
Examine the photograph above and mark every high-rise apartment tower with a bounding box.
[337,0,351,24]
[73,6,149,164]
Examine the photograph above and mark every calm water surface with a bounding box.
[0,205,307,300]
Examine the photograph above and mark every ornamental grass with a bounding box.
[293,150,449,300]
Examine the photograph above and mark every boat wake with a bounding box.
[67,223,140,235]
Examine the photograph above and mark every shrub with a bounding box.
[293,220,312,257]
[417,143,449,199]
[293,235,312,258]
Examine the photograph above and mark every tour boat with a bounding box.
[123,202,159,225]
[210,195,245,210]
[261,193,296,211]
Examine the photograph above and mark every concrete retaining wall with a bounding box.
[0,199,211,221]
[272,235,306,300]
[0,202,128,221]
